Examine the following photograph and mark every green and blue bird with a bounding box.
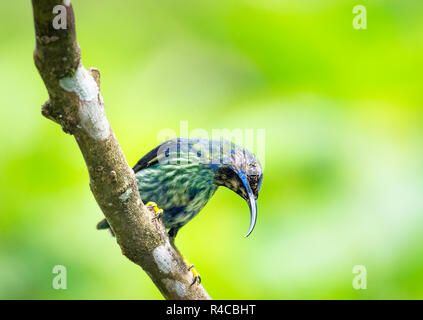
[97,137,263,284]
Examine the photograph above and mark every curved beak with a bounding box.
[244,191,257,238]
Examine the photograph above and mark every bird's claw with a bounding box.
[146,201,163,220]
[188,264,201,286]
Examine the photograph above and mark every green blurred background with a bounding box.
[1,0,423,299]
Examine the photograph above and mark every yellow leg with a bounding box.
[146,201,163,219]
[182,255,201,286]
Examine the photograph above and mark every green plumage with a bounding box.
[98,137,263,238]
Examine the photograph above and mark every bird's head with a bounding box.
[213,142,263,237]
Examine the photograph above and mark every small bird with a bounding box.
[97,137,263,284]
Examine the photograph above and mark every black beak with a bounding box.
[245,191,257,237]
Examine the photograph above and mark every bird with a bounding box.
[97,137,263,285]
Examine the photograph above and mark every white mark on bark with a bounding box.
[152,239,177,274]
[119,187,132,201]
[59,64,98,100]
[174,280,186,297]
[63,0,71,6]
[162,279,186,297]
[59,65,110,140]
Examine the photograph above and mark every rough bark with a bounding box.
[31,0,210,300]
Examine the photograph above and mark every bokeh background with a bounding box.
[1,0,423,299]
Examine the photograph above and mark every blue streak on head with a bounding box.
[239,170,251,193]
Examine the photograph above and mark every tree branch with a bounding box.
[31,0,210,300]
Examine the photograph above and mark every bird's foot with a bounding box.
[146,201,163,220]
[188,264,201,286]
[182,256,201,286]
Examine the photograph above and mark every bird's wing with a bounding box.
[133,137,224,173]
[133,140,170,173]
[132,138,184,173]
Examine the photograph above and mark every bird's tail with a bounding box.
[96,218,110,230]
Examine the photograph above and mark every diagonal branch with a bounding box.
[31,0,210,300]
